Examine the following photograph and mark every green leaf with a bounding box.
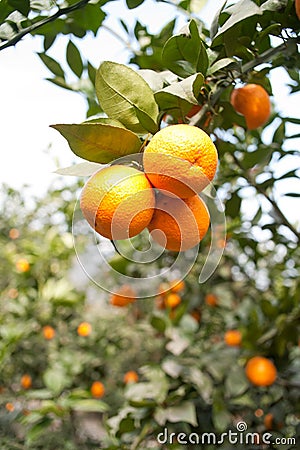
[43,367,68,394]
[226,192,242,218]
[66,40,83,78]
[225,366,248,397]
[150,314,167,333]
[0,1,14,23]
[50,122,142,163]
[38,52,65,78]
[54,162,104,177]
[283,192,300,197]
[154,401,197,426]
[162,19,209,78]
[8,0,30,16]
[69,3,106,36]
[215,0,262,38]
[207,57,237,75]
[67,399,109,413]
[126,0,144,9]
[95,61,159,134]
[26,418,52,445]
[155,73,204,105]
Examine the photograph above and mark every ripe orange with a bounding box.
[80,165,155,240]
[5,402,15,412]
[77,322,92,337]
[110,284,137,307]
[42,325,55,340]
[21,374,32,390]
[245,356,277,387]
[16,258,30,273]
[169,279,185,293]
[264,413,274,430]
[230,84,271,130]
[165,293,181,309]
[204,293,218,306]
[190,309,201,322]
[148,192,210,252]
[91,381,105,398]
[224,330,242,347]
[8,288,18,299]
[296,0,300,20]
[143,124,218,198]
[123,370,139,384]
[9,228,19,239]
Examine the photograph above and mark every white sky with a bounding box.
[0,0,299,226]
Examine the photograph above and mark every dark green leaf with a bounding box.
[150,314,167,333]
[215,0,262,38]
[69,3,106,36]
[8,0,30,16]
[95,61,159,134]
[162,19,208,78]
[51,122,142,163]
[66,40,83,78]
[38,52,65,78]
[87,61,96,85]
[226,192,242,218]
[283,192,300,197]
[126,0,144,9]
[26,418,52,444]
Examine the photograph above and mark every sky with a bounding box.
[0,0,299,226]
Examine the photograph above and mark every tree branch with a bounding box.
[0,0,91,52]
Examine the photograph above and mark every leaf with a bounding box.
[43,367,68,394]
[67,399,108,413]
[283,192,300,197]
[26,418,52,445]
[66,40,83,78]
[37,52,65,78]
[156,73,204,105]
[54,162,104,177]
[126,0,144,9]
[155,401,197,426]
[207,57,237,75]
[150,314,167,333]
[95,61,159,134]
[226,192,242,218]
[50,122,142,163]
[162,20,209,78]
[224,366,248,397]
[214,0,262,39]
[260,0,288,12]
[8,0,30,16]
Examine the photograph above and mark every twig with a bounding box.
[0,0,91,51]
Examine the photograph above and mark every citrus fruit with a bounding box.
[110,285,136,307]
[91,381,105,398]
[204,293,218,306]
[77,322,92,337]
[224,329,242,347]
[143,124,218,198]
[5,402,15,412]
[21,374,32,390]
[165,293,181,309]
[245,356,277,387]
[230,84,271,130]
[169,279,185,293]
[123,370,139,384]
[16,258,30,273]
[296,0,300,20]
[80,165,155,240]
[9,228,19,239]
[42,325,55,340]
[148,192,210,252]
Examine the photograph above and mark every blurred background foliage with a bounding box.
[0,0,300,449]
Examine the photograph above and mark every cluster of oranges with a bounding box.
[155,279,185,310]
[80,124,218,252]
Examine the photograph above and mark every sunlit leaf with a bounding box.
[66,40,83,78]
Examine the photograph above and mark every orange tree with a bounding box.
[1,0,300,449]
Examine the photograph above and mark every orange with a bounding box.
[224,330,242,347]
[91,381,105,398]
[5,402,15,412]
[143,124,218,198]
[296,0,300,20]
[245,356,277,387]
[16,258,30,273]
[21,374,32,390]
[148,192,210,252]
[169,279,185,293]
[42,325,55,340]
[123,370,139,384]
[190,309,201,322]
[9,228,19,239]
[264,413,274,430]
[204,293,218,306]
[164,293,181,309]
[230,84,271,130]
[80,165,155,240]
[8,288,18,299]
[110,284,137,307]
[254,408,264,418]
[77,322,92,337]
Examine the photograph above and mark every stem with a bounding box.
[0,0,91,51]
[232,153,300,241]
[101,23,140,55]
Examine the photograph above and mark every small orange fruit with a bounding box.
[21,374,32,390]
[230,84,271,130]
[9,228,19,239]
[80,165,155,240]
[77,322,92,337]
[254,408,264,418]
[245,356,277,387]
[8,288,18,299]
[190,309,201,322]
[110,285,137,307]
[224,330,242,347]
[165,293,181,309]
[42,325,55,340]
[123,370,139,384]
[16,258,30,273]
[143,124,218,198]
[204,293,218,306]
[91,381,105,398]
[5,402,15,412]
[264,413,274,430]
[296,0,300,20]
[155,294,166,310]
[148,192,210,252]
[169,279,185,293]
